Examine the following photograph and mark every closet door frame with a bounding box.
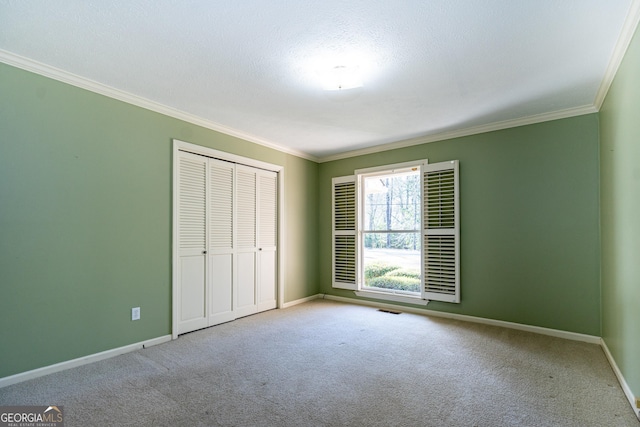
[172,139,284,339]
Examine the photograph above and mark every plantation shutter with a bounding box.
[332,176,357,290]
[422,160,460,303]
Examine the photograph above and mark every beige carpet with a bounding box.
[1,299,638,426]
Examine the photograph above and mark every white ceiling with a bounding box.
[1,1,638,161]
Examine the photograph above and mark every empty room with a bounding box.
[1,1,639,426]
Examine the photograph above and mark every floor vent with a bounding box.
[378,309,401,315]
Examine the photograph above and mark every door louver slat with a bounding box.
[259,174,277,247]
[210,161,234,249]
[236,169,256,248]
[179,157,206,250]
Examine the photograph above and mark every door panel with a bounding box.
[179,255,207,333]
[236,251,257,317]
[257,249,276,311]
[177,152,208,334]
[235,164,259,318]
[257,170,278,312]
[207,159,236,326]
[209,254,235,325]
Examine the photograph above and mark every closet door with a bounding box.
[235,165,258,318]
[207,159,236,326]
[257,170,278,311]
[174,142,279,335]
[177,152,208,334]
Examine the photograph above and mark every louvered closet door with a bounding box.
[177,152,209,334]
[257,170,278,311]
[207,159,236,326]
[235,165,259,318]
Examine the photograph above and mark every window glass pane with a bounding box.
[363,171,420,231]
[363,232,421,294]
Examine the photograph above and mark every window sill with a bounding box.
[354,290,429,306]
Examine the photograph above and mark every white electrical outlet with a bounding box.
[131,307,140,321]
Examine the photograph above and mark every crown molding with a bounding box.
[594,0,640,109]
[318,104,597,163]
[0,49,319,163]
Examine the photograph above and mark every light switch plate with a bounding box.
[131,307,140,321]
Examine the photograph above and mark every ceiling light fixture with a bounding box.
[322,65,363,91]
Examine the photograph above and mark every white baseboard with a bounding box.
[601,339,640,420]
[322,294,601,344]
[281,293,324,308]
[0,335,172,388]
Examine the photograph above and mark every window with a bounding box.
[332,160,460,304]
[360,166,422,296]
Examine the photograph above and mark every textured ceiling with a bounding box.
[0,1,637,160]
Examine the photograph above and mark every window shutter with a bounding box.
[332,176,357,290]
[422,160,460,303]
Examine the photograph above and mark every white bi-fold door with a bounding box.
[235,164,278,318]
[176,150,277,335]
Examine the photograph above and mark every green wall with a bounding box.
[319,115,601,335]
[600,25,640,404]
[0,63,319,378]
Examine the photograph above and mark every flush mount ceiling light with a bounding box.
[322,65,363,91]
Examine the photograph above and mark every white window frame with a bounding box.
[355,161,428,304]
